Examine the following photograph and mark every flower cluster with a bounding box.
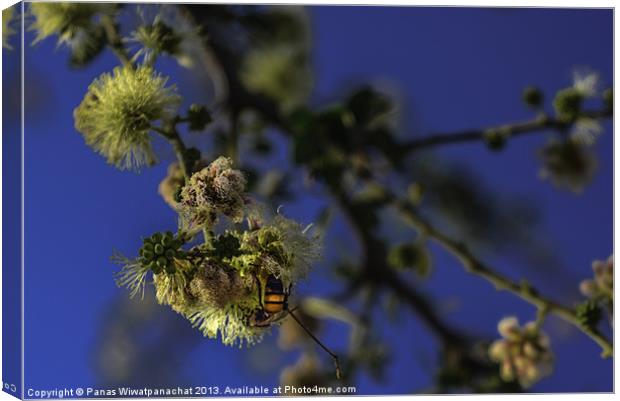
[74,65,180,170]
[116,157,321,346]
[531,69,608,193]
[230,215,321,286]
[241,46,311,111]
[130,17,181,64]
[113,230,189,299]
[179,157,247,227]
[551,70,606,146]
[522,86,543,109]
[139,231,185,274]
[538,140,597,194]
[30,2,116,45]
[488,317,554,388]
[553,70,599,121]
[157,214,318,346]
[3,6,15,49]
[580,255,613,302]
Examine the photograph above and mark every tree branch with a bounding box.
[152,121,192,179]
[401,110,612,152]
[101,14,133,69]
[181,1,614,372]
[328,186,469,347]
[394,199,613,358]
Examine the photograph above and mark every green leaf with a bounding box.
[346,86,392,127]
[575,300,602,329]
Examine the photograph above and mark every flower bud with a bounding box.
[500,360,515,382]
[162,232,174,247]
[187,104,212,132]
[523,342,539,359]
[489,340,508,360]
[553,88,583,121]
[498,316,520,340]
[579,280,596,297]
[156,256,167,269]
[154,244,164,255]
[489,316,554,388]
[522,86,543,109]
[133,19,181,57]
[523,363,540,384]
[513,355,528,371]
[483,129,508,151]
[581,255,614,301]
[387,243,419,270]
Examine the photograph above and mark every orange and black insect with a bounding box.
[248,275,289,327]
[249,274,341,379]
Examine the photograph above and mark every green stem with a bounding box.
[401,110,612,152]
[395,200,613,358]
[202,228,212,246]
[152,122,192,180]
[101,15,133,69]
[227,111,239,165]
[535,305,550,330]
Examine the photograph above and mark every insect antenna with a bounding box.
[287,308,342,380]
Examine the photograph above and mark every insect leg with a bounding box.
[287,308,342,380]
[253,273,263,307]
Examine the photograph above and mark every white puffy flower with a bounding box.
[572,69,600,98]
[570,117,604,146]
[538,140,597,194]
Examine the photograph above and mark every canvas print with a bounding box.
[1,2,614,397]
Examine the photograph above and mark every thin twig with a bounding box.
[401,110,612,152]
[100,13,195,180]
[228,109,240,165]
[395,199,613,358]
[330,187,467,347]
[181,0,614,367]
[152,123,192,179]
[101,14,133,69]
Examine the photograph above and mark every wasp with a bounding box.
[248,274,341,379]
